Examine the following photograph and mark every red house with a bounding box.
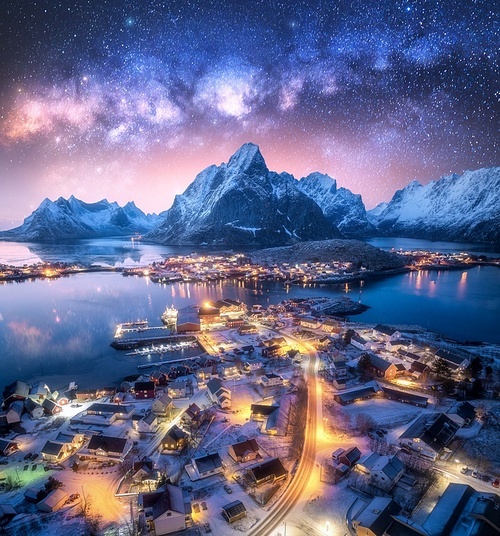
[134,381,156,400]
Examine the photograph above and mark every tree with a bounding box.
[469,378,484,399]
[344,329,356,345]
[45,477,64,492]
[467,356,482,379]
[357,353,373,380]
[355,413,376,435]
[485,365,493,379]
[433,357,452,380]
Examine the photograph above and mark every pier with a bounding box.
[110,334,198,351]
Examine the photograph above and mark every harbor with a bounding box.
[126,339,201,356]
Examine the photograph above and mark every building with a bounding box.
[357,453,405,491]
[339,446,362,468]
[132,458,159,487]
[409,360,431,380]
[41,440,67,463]
[381,386,429,408]
[0,400,24,426]
[36,489,69,513]
[167,381,187,399]
[151,394,174,417]
[434,348,469,371]
[206,378,231,409]
[378,483,500,536]
[421,483,500,536]
[372,325,401,341]
[366,354,398,380]
[24,398,44,420]
[134,381,156,400]
[0,439,19,456]
[321,319,341,334]
[351,335,374,351]
[135,412,159,435]
[299,316,321,329]
[176,305,201,333]
[352,496,402,536]
[138,483,191,535]
[42,398,62,416]
[160,425,188,452]
[399,413,459,460]
[186,452,224,481]
[334,385,379,405]
[228,438,260,463]
[260,373,284,388]
[0,503,17,526]
[182,403,209,430]
[245,458,288,488]
[221,500,247,523]
[82,434,133,462]
[80,403,135,424]
[28,381,51,402]
[2,380,30,407]
[250,404,280,421]
[447,401,476,427]
[219,362,239,378]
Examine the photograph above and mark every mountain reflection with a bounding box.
[27,239,143,265]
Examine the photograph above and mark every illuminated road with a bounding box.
[247,341,320,536]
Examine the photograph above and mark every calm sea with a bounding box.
[0,238,499,389]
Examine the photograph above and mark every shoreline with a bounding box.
[1,259,497,285]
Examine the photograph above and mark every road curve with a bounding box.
[247,348,319,536]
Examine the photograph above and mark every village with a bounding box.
[1,248,498,286]
[0,294,499,536]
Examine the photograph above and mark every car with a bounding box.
[223,484,232,494]
[69,493,80,501]
[23,464,29,471]
[480,474,490,482]
[471,470,478,478]
[492,479,499,488]
[368,431,376,439]
[376,430,384,438]
[31,464,37,471]
[460,466,468,474]
[380,428,388,434]
[0,460,8,465]
[23,453,32,460]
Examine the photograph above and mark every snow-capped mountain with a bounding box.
[146,143,341,246]
[368,168,500,243]
[297,172,374,237]
[0,196,158,242]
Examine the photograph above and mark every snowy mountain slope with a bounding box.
[0,196,158,242]
[146,143,341,246]
[368,168,500,243]
[297,172,375,237]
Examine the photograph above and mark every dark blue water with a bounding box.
[0,238,499,389]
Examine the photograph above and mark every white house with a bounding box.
[37,489,69,513]
[206,379,231,410]
[135,412,159,435]
[138,484,191,535]
[260,373,284,388]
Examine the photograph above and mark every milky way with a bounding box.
[0,0,497,227]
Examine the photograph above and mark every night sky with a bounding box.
[0,0,497,229]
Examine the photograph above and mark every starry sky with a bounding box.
[0,0,498,229]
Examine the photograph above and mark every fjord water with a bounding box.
[0,238,499,389]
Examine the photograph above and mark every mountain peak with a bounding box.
[226,142,266,172]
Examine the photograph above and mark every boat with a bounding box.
[161,305,178,325]
[121,320,148,329]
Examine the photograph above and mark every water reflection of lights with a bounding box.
[457,270,468,299]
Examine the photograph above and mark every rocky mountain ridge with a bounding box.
[1,144,498,245]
